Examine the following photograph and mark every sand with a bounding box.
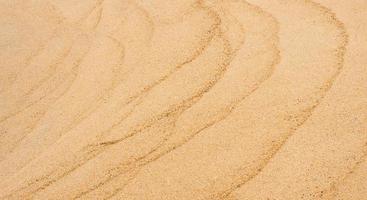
[0,0,366,199]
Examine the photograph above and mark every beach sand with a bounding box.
[0,0,366,199]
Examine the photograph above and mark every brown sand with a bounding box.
[0,0,366,199]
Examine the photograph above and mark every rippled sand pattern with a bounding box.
[0,0,366,199]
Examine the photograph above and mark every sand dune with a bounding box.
[0,0,366,199]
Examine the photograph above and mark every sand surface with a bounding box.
[0,0,366,199]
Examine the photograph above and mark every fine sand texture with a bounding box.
[0,0,366,199]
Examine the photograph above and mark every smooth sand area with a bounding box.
[0,0,366,199]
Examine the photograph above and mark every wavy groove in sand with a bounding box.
[0,0,366,199]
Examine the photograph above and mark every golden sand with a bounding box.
[0,0,366,199]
